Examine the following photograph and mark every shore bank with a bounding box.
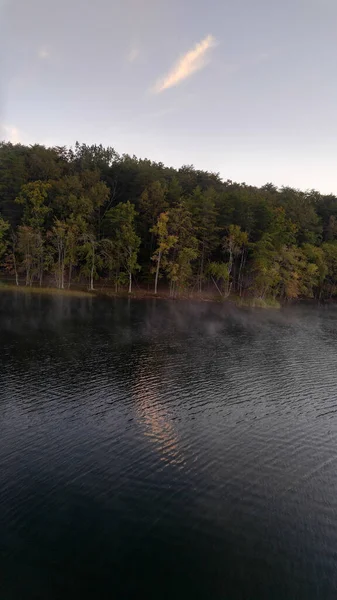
[95,287,281,309]
[0,284,93,298]
[0,282,281,308]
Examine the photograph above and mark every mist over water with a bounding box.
[1,292,337,599]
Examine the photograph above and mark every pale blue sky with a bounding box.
[1,0,337,193]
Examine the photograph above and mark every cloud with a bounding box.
[153,34,216,93]
[1,125,21,143]
[38,48,50,60]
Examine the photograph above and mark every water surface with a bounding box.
[1,292,337,599]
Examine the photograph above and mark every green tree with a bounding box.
[0,142,27,226]
[104,201,140,293]
[80,232,101,291]
[48,220,71,289]
[3,139,337,302]
[165,204,198,296]
[151,212,178,295]
[17,226,43,286]
[139,181,168,264]
[223,224,249,295]
[101,238,127,292]
[16,181,51,230]
[15,181,51,285]
[251,235,280,299]
[185,187,219,292]
[279,187,322,244]
[3,230,19,285]
[322,243,337,298]
[302,244,327,298]
[0,215,10,263]
[208,261,230,297]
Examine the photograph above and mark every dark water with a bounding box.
[2,293,337,599]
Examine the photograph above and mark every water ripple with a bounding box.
[2,296,337,598]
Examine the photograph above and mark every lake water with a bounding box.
[2,292,337,599]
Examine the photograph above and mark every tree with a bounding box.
[251,235,280,299]
[278,187,322,244]
[151,212,177,294]
[101,238,127,292]
[302,244,327,298]
[322,243,337,298]
[73,142,118,172]
[185,187,219,292]
[15,181,51,286]
[65,217,83,288]
[3,230,19,285]
[208,261,230,297]
[48,220,68,289]
[103,201,140,293]
[165,204,198,296]
[17,226,43,286]
[3,139,337,302]
[80,233,101,291]
[0,142,27,226]
[223,225,249,295]
[0,215,10,263]
[278,246,307,300]
[16,181,51,230]
[139,181,168,262]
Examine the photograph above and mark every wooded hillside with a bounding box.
[1,141,337,300]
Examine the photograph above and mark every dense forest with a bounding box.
[1,140,337,301]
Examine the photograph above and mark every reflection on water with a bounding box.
[132,353,183,467]
[2,292,337,599]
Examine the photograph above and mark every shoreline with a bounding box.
[0,284,93,298]
[0,282,281,308]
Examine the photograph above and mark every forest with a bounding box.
[1,140,337,302]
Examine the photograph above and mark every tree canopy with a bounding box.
[1,140,337,300]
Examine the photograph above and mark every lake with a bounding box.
[1,292,337,599]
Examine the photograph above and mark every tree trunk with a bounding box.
[39,252,43,286]
[154,251,161,295]
[128,271,132,294]
[90,243,95,291]
[211,276,223,297]
[233,261,237,292]
[238,250,246,297]
[199,242,205,293]
[38,233,43,287]
[60,248,64,289]
[13,253,19,286]
[226,243,233,297]
[225,281,232,298]
[68,262,72,289]
[57,246,61,289]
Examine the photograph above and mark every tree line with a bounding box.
[1,140,337,300]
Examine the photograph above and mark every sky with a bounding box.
[1,0,337,193]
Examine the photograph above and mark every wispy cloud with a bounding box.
[153,34,216,93]
[1,125,21,143]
